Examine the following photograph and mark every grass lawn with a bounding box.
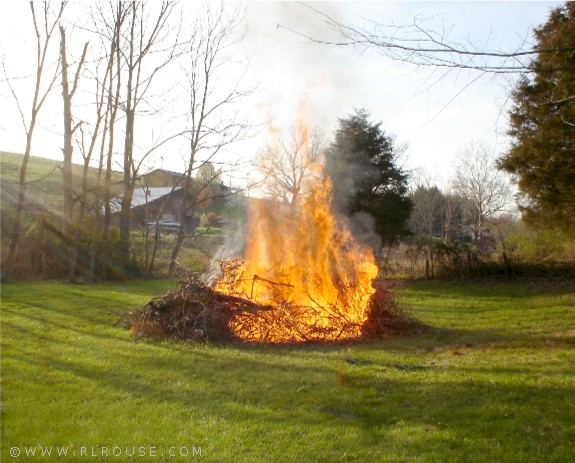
[1,278,574,462]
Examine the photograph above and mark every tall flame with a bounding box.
[214,177,378,342]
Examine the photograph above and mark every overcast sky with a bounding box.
[0,1,562,189]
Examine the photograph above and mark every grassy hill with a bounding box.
[0,151,123,213]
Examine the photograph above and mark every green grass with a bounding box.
[1,279,574,462]
[129,231,220,277]
[0,151,124,213]
[1,151,65,184]
[0,151,124,188]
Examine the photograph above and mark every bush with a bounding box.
[500,229,565,263]
[16,214,69,278]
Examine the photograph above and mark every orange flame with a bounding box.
[214,177,378,343]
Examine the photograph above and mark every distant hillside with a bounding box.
[0,152,245,222]
[0,151,123,213]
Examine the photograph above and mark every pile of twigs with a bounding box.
[129,276,424,343]
[130,278,266,342]
[362,282,426,338]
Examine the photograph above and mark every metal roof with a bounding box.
[109,186,182,213]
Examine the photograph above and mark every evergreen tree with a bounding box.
[499,3,575,235]
[325,109,412,245]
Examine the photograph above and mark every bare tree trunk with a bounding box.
[70,69,105,280]
[7,129,35,275]
[101,4,124,275]
[102,67,119,244]
[89,127,107,279]
[117,3,137,269]
[68,153,88,279]
[444,197,453,240]
[477,208,484,245]
[116,2,177,271]
[119,105,135,267]
[147,224,161,277]
[59,26,88,279]
[89,73,113,279]
[60,26,74,234]
[5,2,65,278]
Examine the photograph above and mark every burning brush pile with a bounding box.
[131,179,423,344]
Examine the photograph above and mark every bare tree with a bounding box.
[257,126,324,212]
[294,4,575,75]
[4,1,65,277]
[59,25,88,233]
[67,47,112,280]
[408,184,446,237]
[118,1,182,266]
[451,144,512,245]
[99,3,128,254]
[169,4,252,273]
[89,4,127,277]
[90,1,184,269]
[289,3,575,130]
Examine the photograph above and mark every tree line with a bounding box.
[1,1,573,280]
[254,1,574,277]
[2,1,250,280]
[300,1,575,238]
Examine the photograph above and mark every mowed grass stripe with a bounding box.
[1,279,574,462]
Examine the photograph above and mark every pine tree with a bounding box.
[325,109,412,245]
[499,3,575,235]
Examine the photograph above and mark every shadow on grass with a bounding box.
[1,304,136,344]
[2,279,574,461]
[4,339,574,461]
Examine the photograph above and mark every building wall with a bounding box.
[142,171,183,188]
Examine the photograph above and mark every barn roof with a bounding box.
[109,186,182,213]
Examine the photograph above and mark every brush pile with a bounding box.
[129,273,424,343]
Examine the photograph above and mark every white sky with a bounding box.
[0,1,562,190]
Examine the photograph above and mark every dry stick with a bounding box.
[267,297,320,341]
[254,275,294,289]
[275,304,311,342]
[272,300,325,341]
[249,274,294,301]
[306,291,354,327]
[234,302,308,342]
[307,294,363,341]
